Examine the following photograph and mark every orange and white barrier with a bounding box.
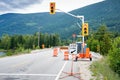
[53,48,58,57]
[64,51,69,60]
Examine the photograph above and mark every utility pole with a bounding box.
[38,27,41,48]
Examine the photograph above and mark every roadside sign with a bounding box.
[69,43,77,54]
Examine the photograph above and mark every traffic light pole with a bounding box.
[55,9,85,80]
[56,9,85,46]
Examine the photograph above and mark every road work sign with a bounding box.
[68,43,77,54]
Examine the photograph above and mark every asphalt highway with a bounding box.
[0,48,95,80]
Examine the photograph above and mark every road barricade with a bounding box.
[64,51,69,60]
[53,48,58,57]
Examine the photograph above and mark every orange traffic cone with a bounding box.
[53,48,58,57]
[64,51,69,60]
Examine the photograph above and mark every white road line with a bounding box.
[0,73,57,77]
[55,61,68,80]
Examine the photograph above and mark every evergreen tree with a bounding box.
[94,25,112,55]
[0,34,11,50]
[108,37,120,75]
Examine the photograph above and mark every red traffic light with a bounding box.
[50,2,55,14]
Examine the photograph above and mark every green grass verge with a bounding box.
[90,57,120,80]
[6,49,31,56]
[0,47,42,58]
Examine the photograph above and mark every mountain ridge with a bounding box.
[0,0,119,38]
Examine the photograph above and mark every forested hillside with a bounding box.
[0,0,119,38]
[72,0,120,31]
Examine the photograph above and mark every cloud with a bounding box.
[55,0,105,12]
[0,0,104,15]
[0,2,12,11]
[0,0,43,14]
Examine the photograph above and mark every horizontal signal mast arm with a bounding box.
[56,9,84,19]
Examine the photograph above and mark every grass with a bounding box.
[6,49,31,56]
[0,47,42,58]
[90,57,120,80]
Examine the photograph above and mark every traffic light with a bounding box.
[50,2,55,14]
[82,23,88,36]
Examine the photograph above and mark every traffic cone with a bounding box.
[64,51,69,60]
[53,48,58,57]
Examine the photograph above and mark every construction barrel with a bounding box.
[64,51,69,60]
[53,48,58,57]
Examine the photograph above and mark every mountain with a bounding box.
[0,12,77,38]
[0,0,120,39]
[71,0,120,31]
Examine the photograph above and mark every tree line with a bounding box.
[86,24,120,76]
[0,33,61,51]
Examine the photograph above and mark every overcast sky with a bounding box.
[0,0,104,14]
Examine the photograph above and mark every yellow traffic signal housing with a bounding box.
[82,23,88,36]
[50,2,55,14]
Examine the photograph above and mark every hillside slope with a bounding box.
[0,0,119,38]
[71,0,120,31]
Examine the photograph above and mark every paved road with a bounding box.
[0,48,99,80]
